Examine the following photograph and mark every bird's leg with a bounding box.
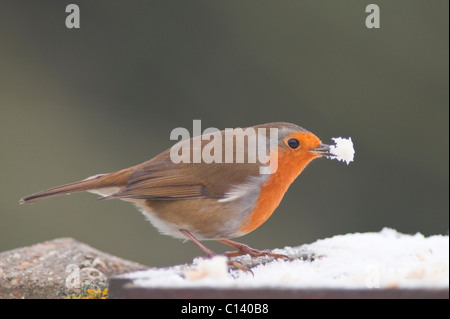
[179,229,215,257]
[219,239,290,260]
[179,229,249,272]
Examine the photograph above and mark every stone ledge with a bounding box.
[0,238,147,299]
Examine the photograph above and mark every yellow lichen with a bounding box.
[67,288,108,299]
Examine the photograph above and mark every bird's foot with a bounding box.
[179,229,253,273]
[226,259,253,275]
[220,239,290,260]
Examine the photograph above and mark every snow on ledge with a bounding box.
[125,228,449,289]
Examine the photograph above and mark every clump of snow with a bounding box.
[328,137,355,165]
[125,228,448,289]
[183,256,229,281]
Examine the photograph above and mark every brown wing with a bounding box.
[108,154,261,201]
[107,125,278,201]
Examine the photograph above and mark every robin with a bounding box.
[20,122,338,270]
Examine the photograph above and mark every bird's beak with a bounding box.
[311,143,333,157]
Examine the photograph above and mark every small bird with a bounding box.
[20,122,339,270]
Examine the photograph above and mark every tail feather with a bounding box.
[20,169,131,204]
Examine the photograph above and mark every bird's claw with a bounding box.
[226,259,254,276]
[225,246,290,260]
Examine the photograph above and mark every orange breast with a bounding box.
[240,140,319,234]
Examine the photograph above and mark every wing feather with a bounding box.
[109,157,260,201]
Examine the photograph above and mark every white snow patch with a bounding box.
[328,137,355,165]
[183,256,229,281]
[125,228,448,289]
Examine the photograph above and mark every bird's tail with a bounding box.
[19,169,131,204]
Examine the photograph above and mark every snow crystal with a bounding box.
[329,137,355,165]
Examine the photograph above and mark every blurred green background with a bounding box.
[1,1,448,267]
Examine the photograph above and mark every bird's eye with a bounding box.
[287,138,300,149]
